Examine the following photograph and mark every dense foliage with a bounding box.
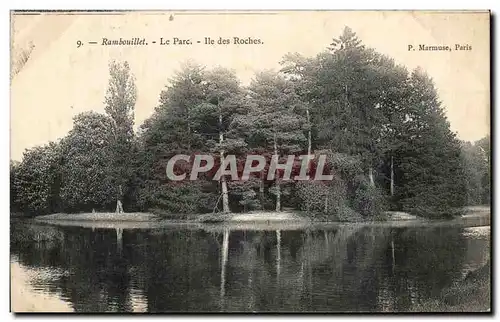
[10,27,490,220]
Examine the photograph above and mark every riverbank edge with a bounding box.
[33,210,420,223]
[32,206,489,225]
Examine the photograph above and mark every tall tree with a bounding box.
[395,68,466,217]
[280,52,317,159]
[369,55,409,198]
[460,135,490,205]
[158,62,207,153]
[104,60,137,213]
[59,112,116,212]
[137,62,219,214]
[315,27,387,186]
[243,71,307,211]
[191,67,250,213]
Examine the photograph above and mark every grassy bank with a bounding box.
[32,206,490,225]
[410,261,491,312]
[35,212,161,222]
[32,210,423,224]
[195,211,309,223]
[35,211,309,223]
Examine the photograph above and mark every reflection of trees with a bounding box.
[392,227,469,311]
[216,226,385,312]
[295,226,393,312]
[11,223,133,312]
[11,222,483,312]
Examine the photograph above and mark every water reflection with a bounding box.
[10,220,490,312]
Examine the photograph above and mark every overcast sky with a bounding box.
[10,11,490,161]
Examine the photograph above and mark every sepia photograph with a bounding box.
[9,10,491,313]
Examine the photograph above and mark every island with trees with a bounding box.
[10,27,490,223]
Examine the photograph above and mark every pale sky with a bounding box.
[10,11,490,161]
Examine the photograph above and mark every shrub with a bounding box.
[140,181,218,215]
[352,179,388,218]
[295,176,360,221]
[228,179,261,212]
[239,189,261,212]
[400,185,465,219]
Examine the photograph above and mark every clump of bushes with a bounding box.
[295,153,388,222]
[400,186,465,219]
[295,179,381,222]
[228,179,262,212]
[139,181,219,215]
[351,177,388,218]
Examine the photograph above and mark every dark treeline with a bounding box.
[10,27,490,220]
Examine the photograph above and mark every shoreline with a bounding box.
[33,212,161,222]
[33,210,409,225]
[34,210,421,221]
[26,208,491,231]
[32,207,490,223]
[32,205,490,223]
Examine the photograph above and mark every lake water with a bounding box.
[10,217,490,313]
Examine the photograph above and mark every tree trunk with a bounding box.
[306,108,312,158]
[219,111,230,213]
[273,132,281,212]
[115,200,123,213]
[390,155,394,196]
[368,167,375,187]
[259,171,265,210]
[221,176,230,213]
[116,184,124,213]
[275,184,281,212]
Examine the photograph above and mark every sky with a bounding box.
[10,11,490,161]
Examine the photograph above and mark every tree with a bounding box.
[460,136,490,205]
[191,67,250,213]
[104,60,137,213]
[395,68,466,217]
[59,112,116,212]
[156,61,207,153]
[280,52,317,158]
[311,27,388,186]
[137,62,219,215]
[328,26,362,51]
[10,160,21,214]
[243,71,308,211]
[13,142,62,215]
[475,135,491,204]
[369,55,409,199]
[280,33,393,217]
